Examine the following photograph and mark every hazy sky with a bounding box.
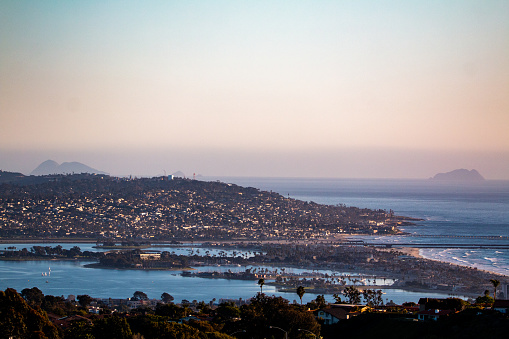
[1,1,508,179]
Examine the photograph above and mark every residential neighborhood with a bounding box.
[0,172,411,241]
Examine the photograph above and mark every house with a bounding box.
[492,299,509,313]
[139,253,161,260]
[51,314,94,329]
[127,298,159,309]
[418,298,464,312]
[317,304,365,324]
[417,309,453,321]
[419,298,445,311]
[87,306,102,314]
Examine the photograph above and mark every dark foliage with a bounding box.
[0,288,61,338]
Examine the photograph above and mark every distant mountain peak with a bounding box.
[31,160,107,176]
[430,169,485,181]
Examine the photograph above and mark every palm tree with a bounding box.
[297,286,306,305]
[490,279,500,299]
[258,278,265,294]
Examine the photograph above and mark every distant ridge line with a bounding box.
[31,160,107,176]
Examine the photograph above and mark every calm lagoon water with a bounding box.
[0,259,462,305]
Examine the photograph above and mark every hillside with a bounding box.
[0,170,26,184]
[0,173,408,241]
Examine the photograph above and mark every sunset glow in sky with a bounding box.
[1,1,508,179]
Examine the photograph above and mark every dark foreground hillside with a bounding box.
[1,288,508,339]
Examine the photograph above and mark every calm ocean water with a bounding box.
[209,177,509,276]
[1,177,508,304]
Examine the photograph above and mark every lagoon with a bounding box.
[0,258,467,305]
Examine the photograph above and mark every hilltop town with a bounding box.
[0,172,413,241]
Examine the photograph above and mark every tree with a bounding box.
[313,295,327,309]
[132,291,148,301]
[362,289,384,307]
[43,294,67,315]
[21,287,44,308]
[239,294,320,339]
[490,279,500,300]
[332,293,343,304]
[92,316,132,339]
[475,290,494,305]
[0,288,60,339]
[215,301,241,321]
[373,290,384,307]
[77,294,94,307]
[161,292,174,304]
[64,320,94,339]
[67,246,81,258]
[197,301,211,314]
[343,286,361,304]
[258,278,265,294]
[155,303,185,319]
[306,295,327,310]
[296,286,306,305]
[127,316,201,339]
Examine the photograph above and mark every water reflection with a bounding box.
[0,259,465,305]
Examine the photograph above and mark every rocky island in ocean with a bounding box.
[430,168,485,181]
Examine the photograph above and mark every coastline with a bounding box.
[382,246,422,259]
[390,245,508,277]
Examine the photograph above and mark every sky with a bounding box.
[1,0,508,179]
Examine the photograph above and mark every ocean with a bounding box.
[208,177,509,276]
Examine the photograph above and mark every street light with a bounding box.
[298,328,317,337]
[269,325,288,339]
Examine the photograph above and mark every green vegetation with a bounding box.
[161,292,174,304]
[0,288,60,338]
[296,286,306,305]
[490,278,500,299]
[0,288,322,339]
[2,287,509,339]
[257,278,265,294]
[132,291,149,301]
